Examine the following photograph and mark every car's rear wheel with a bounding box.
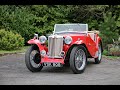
[95,44,102,64]
[25,45,43,72]
[69,45,87,74]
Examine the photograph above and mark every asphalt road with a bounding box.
[0,53,120,85]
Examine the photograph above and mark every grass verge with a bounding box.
[102,55,120,60]
[0,46,30,56]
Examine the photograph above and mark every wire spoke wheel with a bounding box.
[70,45,87,74]
[75,49,86,70]
[98,44,102,61]
[30,50,41,68]
[95,44,102,64]
[25,45,43,72]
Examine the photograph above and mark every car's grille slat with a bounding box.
[48,35,63,58]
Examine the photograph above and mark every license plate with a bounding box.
[42,62,62,67]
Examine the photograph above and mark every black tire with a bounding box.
[69,45,87,74]
[95,44,102,64]
[25,45,43,72]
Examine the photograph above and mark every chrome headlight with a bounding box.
[39,36,47,44]
[64,36,72,44]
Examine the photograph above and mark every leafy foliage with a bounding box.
[0,29,24,50]
[99,12,119,48]
[0,5,120,49]
[0,5,36,43]
[109,46,120,56]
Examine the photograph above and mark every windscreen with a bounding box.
[54,24,88,34]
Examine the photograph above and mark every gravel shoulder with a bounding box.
[0,53,120,85]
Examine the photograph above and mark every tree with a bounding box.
[99,12,119,48]
[0,5,120,47]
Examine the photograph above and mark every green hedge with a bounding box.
[0,29,24,50]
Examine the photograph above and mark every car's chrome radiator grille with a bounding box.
[48,35,63,58]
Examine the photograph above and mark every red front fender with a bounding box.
[74,40,84,45]
[27,39,44,51]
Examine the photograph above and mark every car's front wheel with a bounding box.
[69,45,87,74]
[25,45,43,72]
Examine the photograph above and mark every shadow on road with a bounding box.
[41,60,95,74]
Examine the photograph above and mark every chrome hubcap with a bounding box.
[30,50,41,68]
[75,49,86,70]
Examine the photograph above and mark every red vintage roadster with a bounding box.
[25,24,103,74]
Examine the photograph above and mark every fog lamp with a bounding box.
[40,50,46,57]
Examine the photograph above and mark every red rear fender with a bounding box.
[96,36,103,52]
[96,36,102,46]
